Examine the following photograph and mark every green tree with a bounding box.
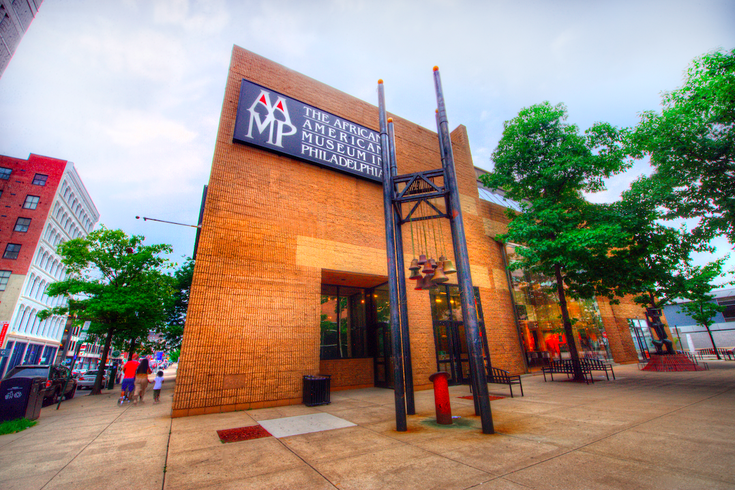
[677,258,732,360]
[631,48,735,242]
[479,102,630,380]
[153,257,194,353]
[38,228,173,395]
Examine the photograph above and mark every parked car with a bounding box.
[76,370,109,389]
[2,364,77,406]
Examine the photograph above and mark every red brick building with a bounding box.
[173,46,646,417]
[0,153,98,376]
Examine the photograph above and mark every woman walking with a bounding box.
[133,358,152,405]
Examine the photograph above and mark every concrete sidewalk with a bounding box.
[1,362,734,489]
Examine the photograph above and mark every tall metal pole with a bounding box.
[378,80,407,431]
[389,119,415,415]
[433,67,494,434]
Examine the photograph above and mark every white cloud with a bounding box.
[102,110,198,147]
[152,0,230,34]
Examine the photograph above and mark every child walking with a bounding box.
[153,370,164,403]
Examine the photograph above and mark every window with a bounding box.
[3,243,21,260]
[23,195,40,209]
[320,285,368,360]
[32,174,48,186]
[0,167,10,180]
[717,297,735,322]
[14,217,31,232]
[0,270,10,291]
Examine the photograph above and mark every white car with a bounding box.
[76,370,109,389]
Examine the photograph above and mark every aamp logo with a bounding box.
[245,90,297,148]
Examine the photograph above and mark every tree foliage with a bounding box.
[676,258,732,359]
[154,257,194,352]
[38,227,173,394]
[479,102,630,379]
[630,48,735,242]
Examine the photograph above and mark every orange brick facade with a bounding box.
[173,46,646,417]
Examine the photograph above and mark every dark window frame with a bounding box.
[0,167,10,180]
[32,174,48,186]
[14,217,31,232]
[0,270,10,291]
[23,195,40,209]
[3,243,21,260]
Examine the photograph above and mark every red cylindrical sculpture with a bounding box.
[428,371,452,425]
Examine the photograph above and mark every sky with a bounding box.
[0,0,733,282]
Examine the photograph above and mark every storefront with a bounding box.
[505,244,613,369]
[172,46,644,417]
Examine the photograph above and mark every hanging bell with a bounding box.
[409,268,423,281]
[414,278,424,290]
[421,275,438,289]
[409,258,420,271]
[417,254,428,265]
[422,260,435,275]
[429,258,437,269]
[442,259,457,274]
[432,267,449,283]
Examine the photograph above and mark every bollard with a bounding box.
[428,371,452,425]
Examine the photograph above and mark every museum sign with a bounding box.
[233,79,383,182]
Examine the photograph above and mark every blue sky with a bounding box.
[0,0,733,280]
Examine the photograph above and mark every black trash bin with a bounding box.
[107,366,117,390]
[0,377,45,423]
[302,374,331,406]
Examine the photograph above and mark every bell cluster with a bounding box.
[409,254,456,290]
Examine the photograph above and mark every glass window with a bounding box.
[320,285,367,360]
[0,270,10,291]
[14,217,31,232]
[0,167,10,180]
[23,195,40,209]
[505,243,612,365]
[3,243,21,260]
[717,297,735,322]
[32,174,48,186]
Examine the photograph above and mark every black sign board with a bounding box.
[233,79,383,182]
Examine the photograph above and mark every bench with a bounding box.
[487,367,523,398]
[542,359,593,384]
[581,358,615,380]
[468,367,524,397]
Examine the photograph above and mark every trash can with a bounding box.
[0,377,45,423]
[107,366,117,390]
[302,374,331,406]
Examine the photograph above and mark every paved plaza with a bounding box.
[1,361,734,489]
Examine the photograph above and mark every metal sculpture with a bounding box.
[377,68,495,434]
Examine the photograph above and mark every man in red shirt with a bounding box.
[119,356,139,403]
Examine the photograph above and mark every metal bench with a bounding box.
[581,358,615,380]
[487,367,523,397]
[542,359,593,384]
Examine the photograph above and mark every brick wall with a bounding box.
[320,358,374,390]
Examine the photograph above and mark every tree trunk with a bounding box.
[127,337,138,361]
[704,323,721,360]
[554,264,585,381]
[91,328,114,395]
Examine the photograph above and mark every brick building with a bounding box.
[0,153,99,377]
[173,46,645,417]
[0,0,43,79]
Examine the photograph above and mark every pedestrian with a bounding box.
[133,358,152,405]
[119,356,139,405]
[152,370,164,403]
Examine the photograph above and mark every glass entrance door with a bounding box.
[367,284,392,388]
[431,285,487,386]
